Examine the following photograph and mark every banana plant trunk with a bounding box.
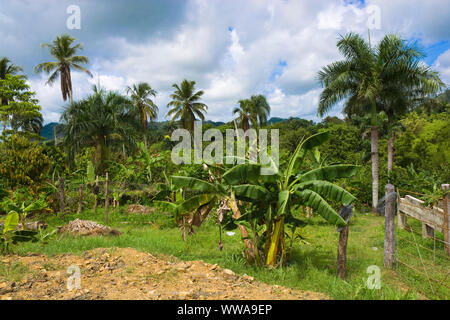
[371,126,379,213]
[229,196,255,262]
[266,217,284,266]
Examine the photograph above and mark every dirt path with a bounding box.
[0,247,328,300]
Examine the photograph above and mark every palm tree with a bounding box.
[0,57,25,106]
[376,35,443,173]
[60,86,140,173]
[233,95,271,130]
[126,82,158,150]
[233,99,252,131]
[34,34,92,103]
[166,79,208,132]
[317,33,443,211]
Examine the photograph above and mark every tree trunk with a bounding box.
[337,224,349,279]
[104,172,109,223]
[77,184,84,214]
[144,134,148,151]
[58,177,65,217]
[371,126,379,213]
[388,132,394,173]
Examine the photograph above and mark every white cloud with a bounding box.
[433,49,450,87]
[12,0,449,124]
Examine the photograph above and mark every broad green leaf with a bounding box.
[276,190,290,218]
[295,180,356,205]
[153,201,179,214]
[170,176,217,193]
[299,165,359,182]
[233,184,270,202]
[12,230,38,243]
[178,194,216,213]
[3,211,19,234]
[223,164,261,185]
[295,189,346,227]
[223,164,279,185]
[287,131,330,178]
[23,199,48,213]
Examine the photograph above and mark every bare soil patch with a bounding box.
[0,247,328,300]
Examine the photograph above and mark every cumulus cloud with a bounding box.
[1,0,448,124]
[433,50,450,87]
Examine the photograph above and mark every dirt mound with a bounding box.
[127,204,155,215]
[0,247,328,300]
[57,219,121,236]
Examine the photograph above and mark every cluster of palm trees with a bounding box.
[317,33,444,211]
[30,34,272,172]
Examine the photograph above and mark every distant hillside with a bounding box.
[40,122,63,140]
[40,117,298,140]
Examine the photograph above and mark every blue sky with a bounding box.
[0,0,449,124]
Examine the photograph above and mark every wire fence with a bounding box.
[395,188,450,299]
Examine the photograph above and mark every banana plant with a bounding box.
[221,130,358,266]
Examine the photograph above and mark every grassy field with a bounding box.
[3,207,448,300]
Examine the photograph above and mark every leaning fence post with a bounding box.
[384,184,395,268]
[105,172,109,223]
[442,184,450,255]
[58,177,65,217]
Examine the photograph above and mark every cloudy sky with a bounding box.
[1,0,449,124]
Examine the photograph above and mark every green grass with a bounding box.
[7,207,448,300]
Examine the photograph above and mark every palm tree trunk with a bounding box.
[371,126,379,213]
[388,133,394,173]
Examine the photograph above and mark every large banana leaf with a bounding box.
[287,131,330,177]
[223,163,262,185]
[170,176,217,193]
[294,189,346,226]
[233,184,270,202]
[295,180,356,205]
[223,163,279,185]
[178,194,216,214]
[299,165,359,182]
[276,190,290,218]
[2,212,19,234]
[153,201,179,214]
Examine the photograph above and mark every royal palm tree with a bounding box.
[166,79,208,133]
[60,86,140,173]
[233,95,271,130]
[126,82,158,150]
[317,33,443,211]
[34,34,92,103]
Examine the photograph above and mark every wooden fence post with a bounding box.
[93,175,99,214]
[105,173,109,223]
[443,184,450,255]
[77,184,84,214]
[58,177,65,216]
[337,223,349,279]
[384,184,395,268]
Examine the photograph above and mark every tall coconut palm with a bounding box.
[34,34,92,103]
[317,32,443,211]
[166,79,208,133]
[233,95,271,130]
[126,82,158,150]
[60,86,140,173]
